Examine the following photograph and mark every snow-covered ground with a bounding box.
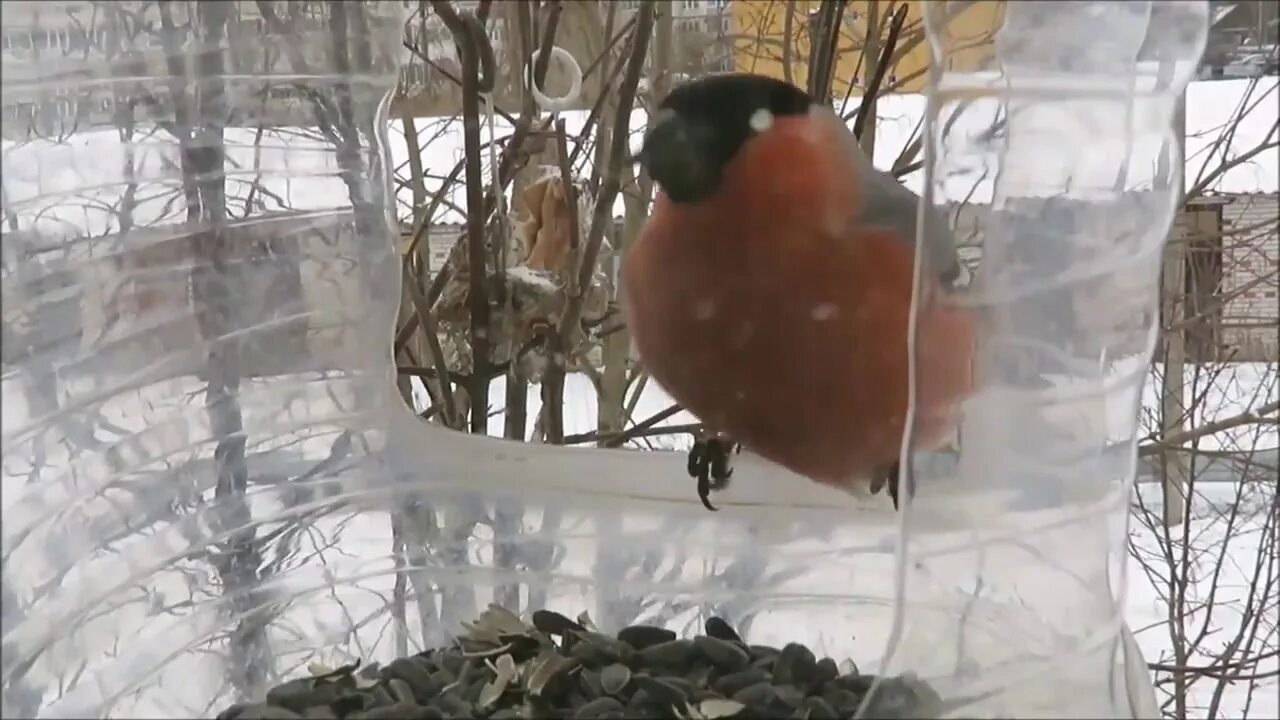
[1127,481,1277,720]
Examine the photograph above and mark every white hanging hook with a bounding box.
[526,45,584,113]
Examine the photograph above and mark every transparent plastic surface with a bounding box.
[874,1,1208,717]
[1,2,1190,719]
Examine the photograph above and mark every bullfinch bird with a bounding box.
[623,73,977,511]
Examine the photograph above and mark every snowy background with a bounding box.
[2,76,1276,717]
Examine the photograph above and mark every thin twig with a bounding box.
[401,263,459,428]
[563,404,685,447]
[853,2,908,141]
[429,2,498,433]
[555,119,581,295]
[1140,400,1279,457]
[556,3,654,343]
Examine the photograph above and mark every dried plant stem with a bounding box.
[806,0,847,101]
[556,120,582,295]
[781,0,797,85]
[1140,400,1280,457]
[853,2,908,141]
[430,1,496,434]
[402,263,459,428]
[556,3,654,343]
[563,403,683,448]
[537,4,653,443]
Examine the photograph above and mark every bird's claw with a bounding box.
[873,461,907,511]
[689,435,739,512]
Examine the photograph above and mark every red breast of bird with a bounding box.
[623,73,978,494]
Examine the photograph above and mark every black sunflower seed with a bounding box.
[432,693,473,717]
[771,643,816,686]
[730,681,778,706]
[574,696,625,719]
[213,607,939,720]
[636,639,695,669]
[383,657,436,700]
[616,625,677,650]
[265,678,317,713]
[533,609,586,636]
[804,695,841,719]
[693,635,750,672]
[233,704,304,720]
[810,657,839,691]
[773,683,806,708]
[703,616,743,643]
[821,687,865,715]
[712,667,770,697]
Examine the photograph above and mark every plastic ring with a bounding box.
[526,46,584,112]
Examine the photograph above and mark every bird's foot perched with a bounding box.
[687,432,740,511]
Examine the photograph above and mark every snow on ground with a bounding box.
[1127,482,1278,720]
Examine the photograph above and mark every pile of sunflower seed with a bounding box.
[216,605,943,719]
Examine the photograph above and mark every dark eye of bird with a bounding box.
[658,73,812,173]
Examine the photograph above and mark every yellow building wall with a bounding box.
[731,0,1004,96]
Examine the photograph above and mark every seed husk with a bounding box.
[527,650,579,697]
[695,697,747,719]
[600,663,632,696]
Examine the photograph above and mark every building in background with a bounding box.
[730,0,1001,96]
[730,0,1278,93]
[1201,0,1279,79]
[1194,192,1279,362]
